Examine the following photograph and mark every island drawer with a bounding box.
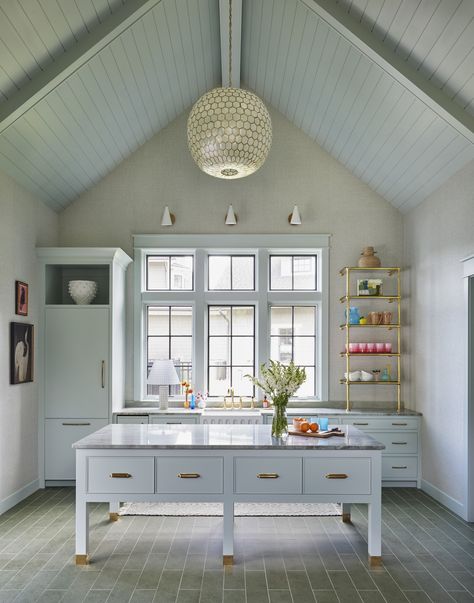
[87,457,155,494]
[382,456,418,479]
[343,418,419,430]
[303,457,372,495]
[156,457,223,493]
[234,458,302,494]
[369,432,418,454]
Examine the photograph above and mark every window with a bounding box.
[147,306,192,395]
[208,255,254,290]
[147,255,193,290]
[270,306,316,396]
[135,235,329,401]
[270,255,316,290]
[208,306,255,396]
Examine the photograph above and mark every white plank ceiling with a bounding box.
[0,0,472,213]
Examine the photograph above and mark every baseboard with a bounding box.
[421,479,465,519]
[0,479,39,515]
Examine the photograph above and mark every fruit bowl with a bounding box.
[68,280,98,305]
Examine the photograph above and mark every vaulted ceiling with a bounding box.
[0,0,473,213]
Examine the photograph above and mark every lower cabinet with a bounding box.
[45,418,108,480]
[150,416,199,425]
[156,456,223,494]
[117,415,149,424]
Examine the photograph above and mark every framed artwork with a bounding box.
[10,322,34,384]
[15,281,28,316]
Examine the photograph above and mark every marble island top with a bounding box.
[73,424,385,450]
[116,407,421,416]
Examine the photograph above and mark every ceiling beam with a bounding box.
[219,0,242,87]
[301,0,474,144]
[0,0,162,135]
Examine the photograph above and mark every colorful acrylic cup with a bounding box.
[319,417,329,431]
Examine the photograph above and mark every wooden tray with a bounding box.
[288,429,345,438]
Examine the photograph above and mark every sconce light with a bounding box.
[161,206,175,226]
[225,204,238,225]
[288,205,302,225]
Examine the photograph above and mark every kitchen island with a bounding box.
[73,424,385,566]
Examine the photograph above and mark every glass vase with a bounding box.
[272,404,288,438]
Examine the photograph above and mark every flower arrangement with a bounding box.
[246,360,306,437]
[181,381,193,409]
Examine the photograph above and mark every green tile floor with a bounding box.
[0,488,472,602]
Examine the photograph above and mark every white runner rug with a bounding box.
[119,502,341,517]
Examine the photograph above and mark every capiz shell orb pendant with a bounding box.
[187,87,272,179]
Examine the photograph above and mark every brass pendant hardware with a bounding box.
[110,473,132,478]
[178,473,200,478]
[325,473,348,479]
[257,473,279,479]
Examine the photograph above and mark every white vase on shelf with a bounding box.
[68,280,98,305]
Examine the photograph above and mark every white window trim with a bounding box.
[133,234,330,402]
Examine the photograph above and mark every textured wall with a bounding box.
[404,159,474,513]
[0,171,58,509]
[59,108,404,405]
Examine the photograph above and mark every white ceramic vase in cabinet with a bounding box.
[37,247,132,484]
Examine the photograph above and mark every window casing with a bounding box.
[134,235,329,402]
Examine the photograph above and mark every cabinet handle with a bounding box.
[257,473,279,479]
[110,473,131,478]
[325,473,348,479]
[178,473,200,478]
[166,421,181,424]
[353,422,368,426]
[62,422,91,426]
[392,442,407,445]
[392,422,407,426]
[392,466,408,469]
[101,361,105,388]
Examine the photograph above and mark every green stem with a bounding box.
[272,404,288,438]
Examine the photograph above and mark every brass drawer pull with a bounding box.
[257,473,279,479]
[392,442,407,445]
[325,473,348,479]
[110,473,132,478]
[166,422,181,424]
[178,473,200,478]
[62,422,91,426]
[392,422,407,426]
[101,360,105,389]
[392,466,408,469]
[353,422,368,426]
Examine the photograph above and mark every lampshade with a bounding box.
[147,360,180,386]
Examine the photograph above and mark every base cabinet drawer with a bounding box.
[370,432,418,454]
[150,416,199,425]
[382,456,418,479]
[303,457,372,495]
[234,458,302,494]
[156,456,223,493]
[88,457,155,493]
[45,418,108,480]
[343,418,419,430]
[117,415,149,424]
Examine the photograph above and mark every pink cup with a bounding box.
[348,343,360,353]
[358,342,367,353]
[375,343,385,353]
[366,343,375,353]
[384,342,392,353]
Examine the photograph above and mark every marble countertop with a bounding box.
[115,407,421,416]
[73,424,385,450]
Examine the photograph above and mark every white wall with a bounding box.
[59,108,404,405]
[404,159,474,517]
[0,171,58,511]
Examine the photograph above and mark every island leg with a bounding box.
[341,503,351,522]
[109,501,120,521]
[223,500,234,566]
[368,453,382,567]
[75,451,89,565]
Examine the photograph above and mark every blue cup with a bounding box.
[319,417,329,431]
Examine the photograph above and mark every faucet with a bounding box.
[225,388,234,409]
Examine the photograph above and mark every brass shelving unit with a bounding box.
[339,266,401,412]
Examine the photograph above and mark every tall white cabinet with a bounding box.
[37,248,132,484]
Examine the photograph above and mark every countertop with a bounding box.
[114,407,421,416]
[73,424,385,450]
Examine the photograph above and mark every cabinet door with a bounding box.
[116,415,149,424]
[45,308,109,418]
[45,418,108,480]
[150,416,199,424]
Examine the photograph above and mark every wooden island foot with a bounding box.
[342,503,351,522]
[369,556,382,568]
[223,555,234,566]
[75,555,89,565]
[109,512,119,521]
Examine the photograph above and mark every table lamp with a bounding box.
[147,359,180,410]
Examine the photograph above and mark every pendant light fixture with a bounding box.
[187,0,272,179]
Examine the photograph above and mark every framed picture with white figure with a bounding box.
[10,322,34,384]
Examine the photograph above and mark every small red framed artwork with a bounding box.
[15,281,28,316]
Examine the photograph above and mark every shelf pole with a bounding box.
[345,268,350,411]
[397,268,401,412]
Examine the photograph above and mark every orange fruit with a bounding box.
[309,423,318,432]
[300,422,310,432]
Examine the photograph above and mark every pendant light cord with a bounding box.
[228,0,232,87]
